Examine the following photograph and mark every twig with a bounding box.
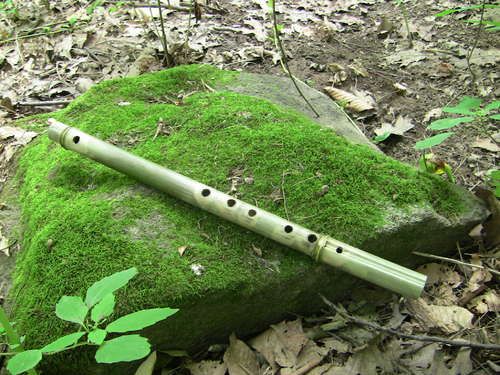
[270,1,320,117]
[412,251,500,276]
[127,2,191,12]
[0,29,69,45]
[320,295,500,351]
[156,0,174,66]
[281,171,289,220]
[201,79,215,92]
[18,100,72,107]
[466,0,487,82]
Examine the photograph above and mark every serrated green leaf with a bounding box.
[373,132,391,143]
[6,350,42,375]
[41,332,85,353]
[415,132,454,150]
[443,96,482,115]
[427,116,474,130]
[95,335,150,363]
[485,100,500,111]
[56,296,88,325]
[88,329,107,345]
[91,293,115,323]
[106,308,178,333]
[85,267,137,308]
[490,114,500,120]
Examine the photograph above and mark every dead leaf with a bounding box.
[374,115,414,137]
[134,351,156,375]
[385,43,427,67]
[251,244,262,257]
[423,108,443,123]
[475,188,500,248]
[328,339,399,375]
[178,245,188,256]
[190,263,205,276]
[406,298,473,334]
[281,340,328,375]
[468,289,500,314]
[185,360,227,375]
[324,87,375,112]
[471,138,500,152]
[249,320,309,372]
[224,333,260,375]
[0,228,10,256]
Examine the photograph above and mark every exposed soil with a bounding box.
[0,0,499,374]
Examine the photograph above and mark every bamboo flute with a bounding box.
[47,119,427,298]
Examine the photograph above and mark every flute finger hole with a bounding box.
[227,199,236,207]
[336,247,343,254]
[284,225,293,233]
[73,136,80,144]
[201,189,211,197]
[248,209,257,217]
[308,234,318,243]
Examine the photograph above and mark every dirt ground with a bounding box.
[0,1,499,374]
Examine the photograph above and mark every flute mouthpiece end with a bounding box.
[47,118,70,144]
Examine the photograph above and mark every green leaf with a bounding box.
[443,96,482,115]
[41,332,85,353]
[56,296,88,325]
[435,4,498,17]
[485,100,500,111]
[489,114,500,120]
[85,267,138,308]
[373,132,391,143]
[88,329,107,345]
[427,116,474,130]
[415,132,454,150]
[7,350,43,375]
[95,335,150,363]
[106,308,178,333]
[90,293,115,323]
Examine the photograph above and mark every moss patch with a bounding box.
[11,64,468,371]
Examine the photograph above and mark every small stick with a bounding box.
[0,29,68,45]
[18,100,72,107]
[270,1,320,117]
[320,295,500,351]
[412,251,500,276]
[281,171,289,220]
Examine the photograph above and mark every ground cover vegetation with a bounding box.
[0,0,499,374]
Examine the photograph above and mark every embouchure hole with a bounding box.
[284,225,293,233]
[227,199,236,207]
[248,209,257,217]
[201,189,211,197]
[336,247,343,254]
[308,234,318,243]
[73,136,80,144]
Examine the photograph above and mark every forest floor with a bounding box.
[0,1,499,374]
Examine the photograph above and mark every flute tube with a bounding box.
[47,119,427,298]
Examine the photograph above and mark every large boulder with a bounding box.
[8,65,486,374]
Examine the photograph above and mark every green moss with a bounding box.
[11,65,466,370]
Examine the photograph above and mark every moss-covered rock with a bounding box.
[10,65,485,374]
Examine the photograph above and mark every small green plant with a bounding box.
[486,169,500,198]
[86,0,104,16]
[415,96,499,151]
[0,0,18,16]
[415,97,499,183]
[435,3,500,31]
[0,267,178,375]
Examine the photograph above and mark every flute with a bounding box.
[47,119,427,298]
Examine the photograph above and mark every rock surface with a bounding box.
[7,65,487,374]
